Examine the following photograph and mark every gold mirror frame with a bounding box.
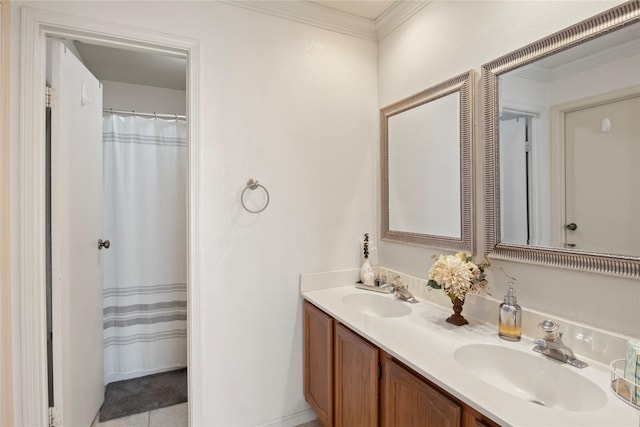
[483,1,640,277]
[381,70,474,252]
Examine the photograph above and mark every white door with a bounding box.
[50,39,104,426]
[565,95,640,256]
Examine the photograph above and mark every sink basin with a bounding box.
[341,293,411,318]
[454,344,606,412]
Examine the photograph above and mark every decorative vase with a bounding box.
[360,258,375,286]
[446,295,468,326]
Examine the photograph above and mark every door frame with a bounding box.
[18,7,201,426]
[549,85,640,248]
[0,2,13,427]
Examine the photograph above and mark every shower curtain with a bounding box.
[102,114,187,384]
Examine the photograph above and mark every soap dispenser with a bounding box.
[499,282,522,341]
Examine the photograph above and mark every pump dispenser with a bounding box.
[499,282,522,341]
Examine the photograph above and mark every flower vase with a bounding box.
[446,295,468,326]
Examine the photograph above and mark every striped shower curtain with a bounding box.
[102,114,187,384]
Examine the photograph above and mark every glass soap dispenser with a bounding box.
[498,282,522,341]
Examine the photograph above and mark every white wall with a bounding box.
[377,0,640,339]
[102,80,186,116]
[10,2,377,426]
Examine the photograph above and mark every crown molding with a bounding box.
[376,0,431,40]
[550,37,640,80]
[225,1,376,41]
[224,1,431,42]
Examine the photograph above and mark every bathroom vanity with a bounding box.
[301,273,639,427]
[304,300,496,427]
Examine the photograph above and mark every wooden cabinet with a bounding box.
[381,355,461,427]
[334,323,379,427]
[462,406,500,427]
[304,301,334,427]
[303,300,500,427]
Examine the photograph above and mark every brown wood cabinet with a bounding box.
[303,300,500,427]
[381,355,461,427]
[304,301,334,427]
[334,323,379,427]
[462,406,500,427]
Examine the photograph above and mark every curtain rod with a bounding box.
[103,108,186,120]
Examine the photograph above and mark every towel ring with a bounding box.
[241,178,270,213]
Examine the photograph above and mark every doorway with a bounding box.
[46,38,189,426]
[19,8,200,427]
[499,111,533,246]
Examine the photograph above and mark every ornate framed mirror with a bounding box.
[483,1,640,277]
[381,70,474,251]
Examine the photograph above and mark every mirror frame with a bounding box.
[381,70,474,252]
[483,1,640,277]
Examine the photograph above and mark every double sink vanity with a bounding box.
[301,271,638,426]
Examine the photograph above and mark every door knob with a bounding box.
[566,223,578,231]
[98,239,110,250]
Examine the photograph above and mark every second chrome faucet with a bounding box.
[533,320,588,368]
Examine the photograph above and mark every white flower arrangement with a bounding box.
[427,252,490,301]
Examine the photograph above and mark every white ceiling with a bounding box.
[73,1,398,91]
[74,42,186,91]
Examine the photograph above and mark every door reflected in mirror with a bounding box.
[484,1,640,276]
[381,70,474,252]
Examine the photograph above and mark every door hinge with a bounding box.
[45,86,54,108]
[48,406,60,427]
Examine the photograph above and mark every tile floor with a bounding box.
[91,402,187,427]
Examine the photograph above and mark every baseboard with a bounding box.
[255,408,317,427]
[104,365,187,385]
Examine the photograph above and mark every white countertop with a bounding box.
[301,284,640,427]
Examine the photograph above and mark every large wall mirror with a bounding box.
[483,1,640,277]
[381,70,474,251]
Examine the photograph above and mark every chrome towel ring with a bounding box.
[241,178,270,213]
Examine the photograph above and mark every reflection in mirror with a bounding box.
[388,92,460,237]
[483,2,640,277]
[381,70,474,251]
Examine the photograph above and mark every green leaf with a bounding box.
[427,280,441,289]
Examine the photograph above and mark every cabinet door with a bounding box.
[334,323,379,427]
[462,406,500,427]
[304,301,334,427]
[381,356,461,427]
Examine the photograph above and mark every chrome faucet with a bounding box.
[532,320,588,368]
[390,276,419,304]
